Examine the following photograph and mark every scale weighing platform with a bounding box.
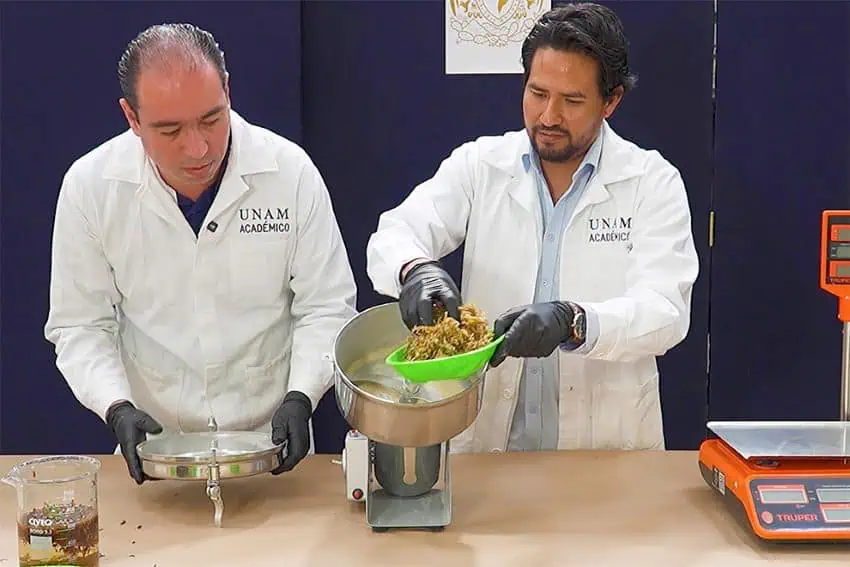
[697,210,850,543]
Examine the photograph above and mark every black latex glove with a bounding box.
[105,401,163,485]
[398,260,462,330]
[270,391,312,474]
[489,301,576,368]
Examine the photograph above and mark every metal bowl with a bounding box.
[137,430,284,527]
[137,431,284,480]
[333,302,486,447]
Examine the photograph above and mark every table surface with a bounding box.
[1,450,849,566]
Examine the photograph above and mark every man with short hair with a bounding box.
[44,23,358,483]
[366,3,699,453]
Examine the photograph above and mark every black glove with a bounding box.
[105,401,163,485]
[489,302,576,368]
[398,260,462,329]
[270,391,312,474]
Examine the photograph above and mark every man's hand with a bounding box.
[490,302,576,367]
[271,391,312,474]
[105,402,163,484]
[398,260,462,329]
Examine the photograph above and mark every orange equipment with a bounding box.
[697,210,850,542]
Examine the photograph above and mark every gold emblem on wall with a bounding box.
[446,0,551,74]
[448,0,547,47]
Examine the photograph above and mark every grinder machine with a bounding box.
[332,303,486,532]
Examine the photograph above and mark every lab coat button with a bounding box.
[502,388,514,399]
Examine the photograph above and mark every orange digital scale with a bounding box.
[698,210,850,543]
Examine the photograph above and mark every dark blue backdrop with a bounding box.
[708,1,850,421]
[4,0,838,457]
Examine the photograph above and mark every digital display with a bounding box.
[837,228,850,241]
[821,506,850,523]
[833,246,850,259]
[836,264,850,277]
[817,488,850,503]
[758,486,808,504]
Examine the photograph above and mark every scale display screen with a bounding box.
[822,506,850,523]
[823,213,850,289]
[817,488,850,503]
[833,247,850,260]
[758,485,808,504]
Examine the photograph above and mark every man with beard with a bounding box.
[365,2,699,453]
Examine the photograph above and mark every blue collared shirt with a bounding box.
[506,127,604,452]
[176,137,232,235]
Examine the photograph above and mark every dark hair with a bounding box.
[520,2,637,99]
[118,23,227,112]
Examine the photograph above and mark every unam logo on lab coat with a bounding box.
[588,216,632,244]
[239,207,291,234]
[448,0,548,47]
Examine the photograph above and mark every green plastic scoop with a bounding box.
[385,335,505,383]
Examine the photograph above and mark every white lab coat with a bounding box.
[366,121,699,453]
[44,110,358,445]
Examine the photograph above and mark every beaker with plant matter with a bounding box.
[2,455,101,567]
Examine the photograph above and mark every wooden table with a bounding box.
[1,451,848,566]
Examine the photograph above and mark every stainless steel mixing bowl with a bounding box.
[334,302,486,448]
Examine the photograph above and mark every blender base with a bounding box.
[367,487,450,532]
[342,430,453,532]
[367,439,452,532]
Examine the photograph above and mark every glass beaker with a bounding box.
[1,455,101,567]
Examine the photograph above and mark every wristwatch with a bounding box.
[565,301,586,345]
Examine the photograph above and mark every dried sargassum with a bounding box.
[405,304,494,361]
